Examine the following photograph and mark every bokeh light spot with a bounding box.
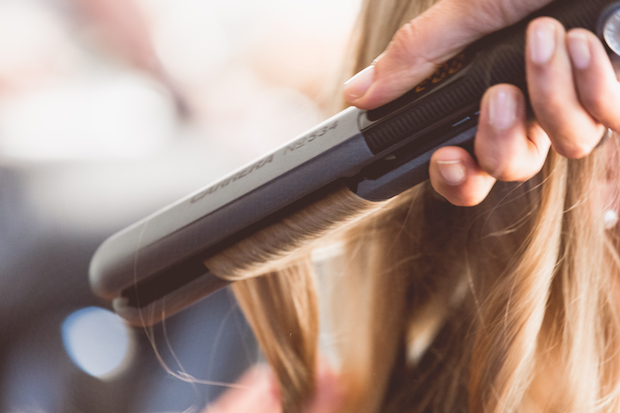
[62,307,133,379]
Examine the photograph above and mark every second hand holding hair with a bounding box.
[345,0,620,206]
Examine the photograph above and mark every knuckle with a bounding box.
[476,153,502,180]
[482,148,542,182]
[388,22,419,64]
[554,138,595,159]
[430,178,469,207]
[447,191,480,207]
[581,92,608,116]
[467,0,522,32]
[488,1,521,28]
[581,91,620,134]
[494,163,540,182]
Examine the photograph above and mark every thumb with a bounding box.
[344,0,554,109]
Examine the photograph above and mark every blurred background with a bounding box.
[0,0,360,411]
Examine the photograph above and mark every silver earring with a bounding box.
[597,128,614,149]
[604,209,619,229]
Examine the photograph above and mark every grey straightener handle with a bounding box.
[90,0,620,325]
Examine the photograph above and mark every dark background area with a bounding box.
[0,164,258,412]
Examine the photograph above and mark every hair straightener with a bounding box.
[90,0,620,325]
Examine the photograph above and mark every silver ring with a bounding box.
[600,4,620,57]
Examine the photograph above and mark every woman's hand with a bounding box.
[344,0,620,206]
[204,363,342,413]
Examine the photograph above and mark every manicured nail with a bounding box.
[488,89,517,130]
[530,21,556,64]
[567,32,591,70]
[437,160,466,186]
[344,65,374,101]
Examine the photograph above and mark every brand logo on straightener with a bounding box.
[283,120,339,155]
[190,119,339,204]
[190,155,274,203]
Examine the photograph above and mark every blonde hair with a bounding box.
[228,1,620,412]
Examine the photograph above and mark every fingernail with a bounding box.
[344,65,374,101]
[567,32,591,70]
[437,160,466,186]
[488,89,517,130]
[530,21,556,64]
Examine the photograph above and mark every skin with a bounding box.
[211,0,620,410]
[204,363,343,413]
[344,0,620,206]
